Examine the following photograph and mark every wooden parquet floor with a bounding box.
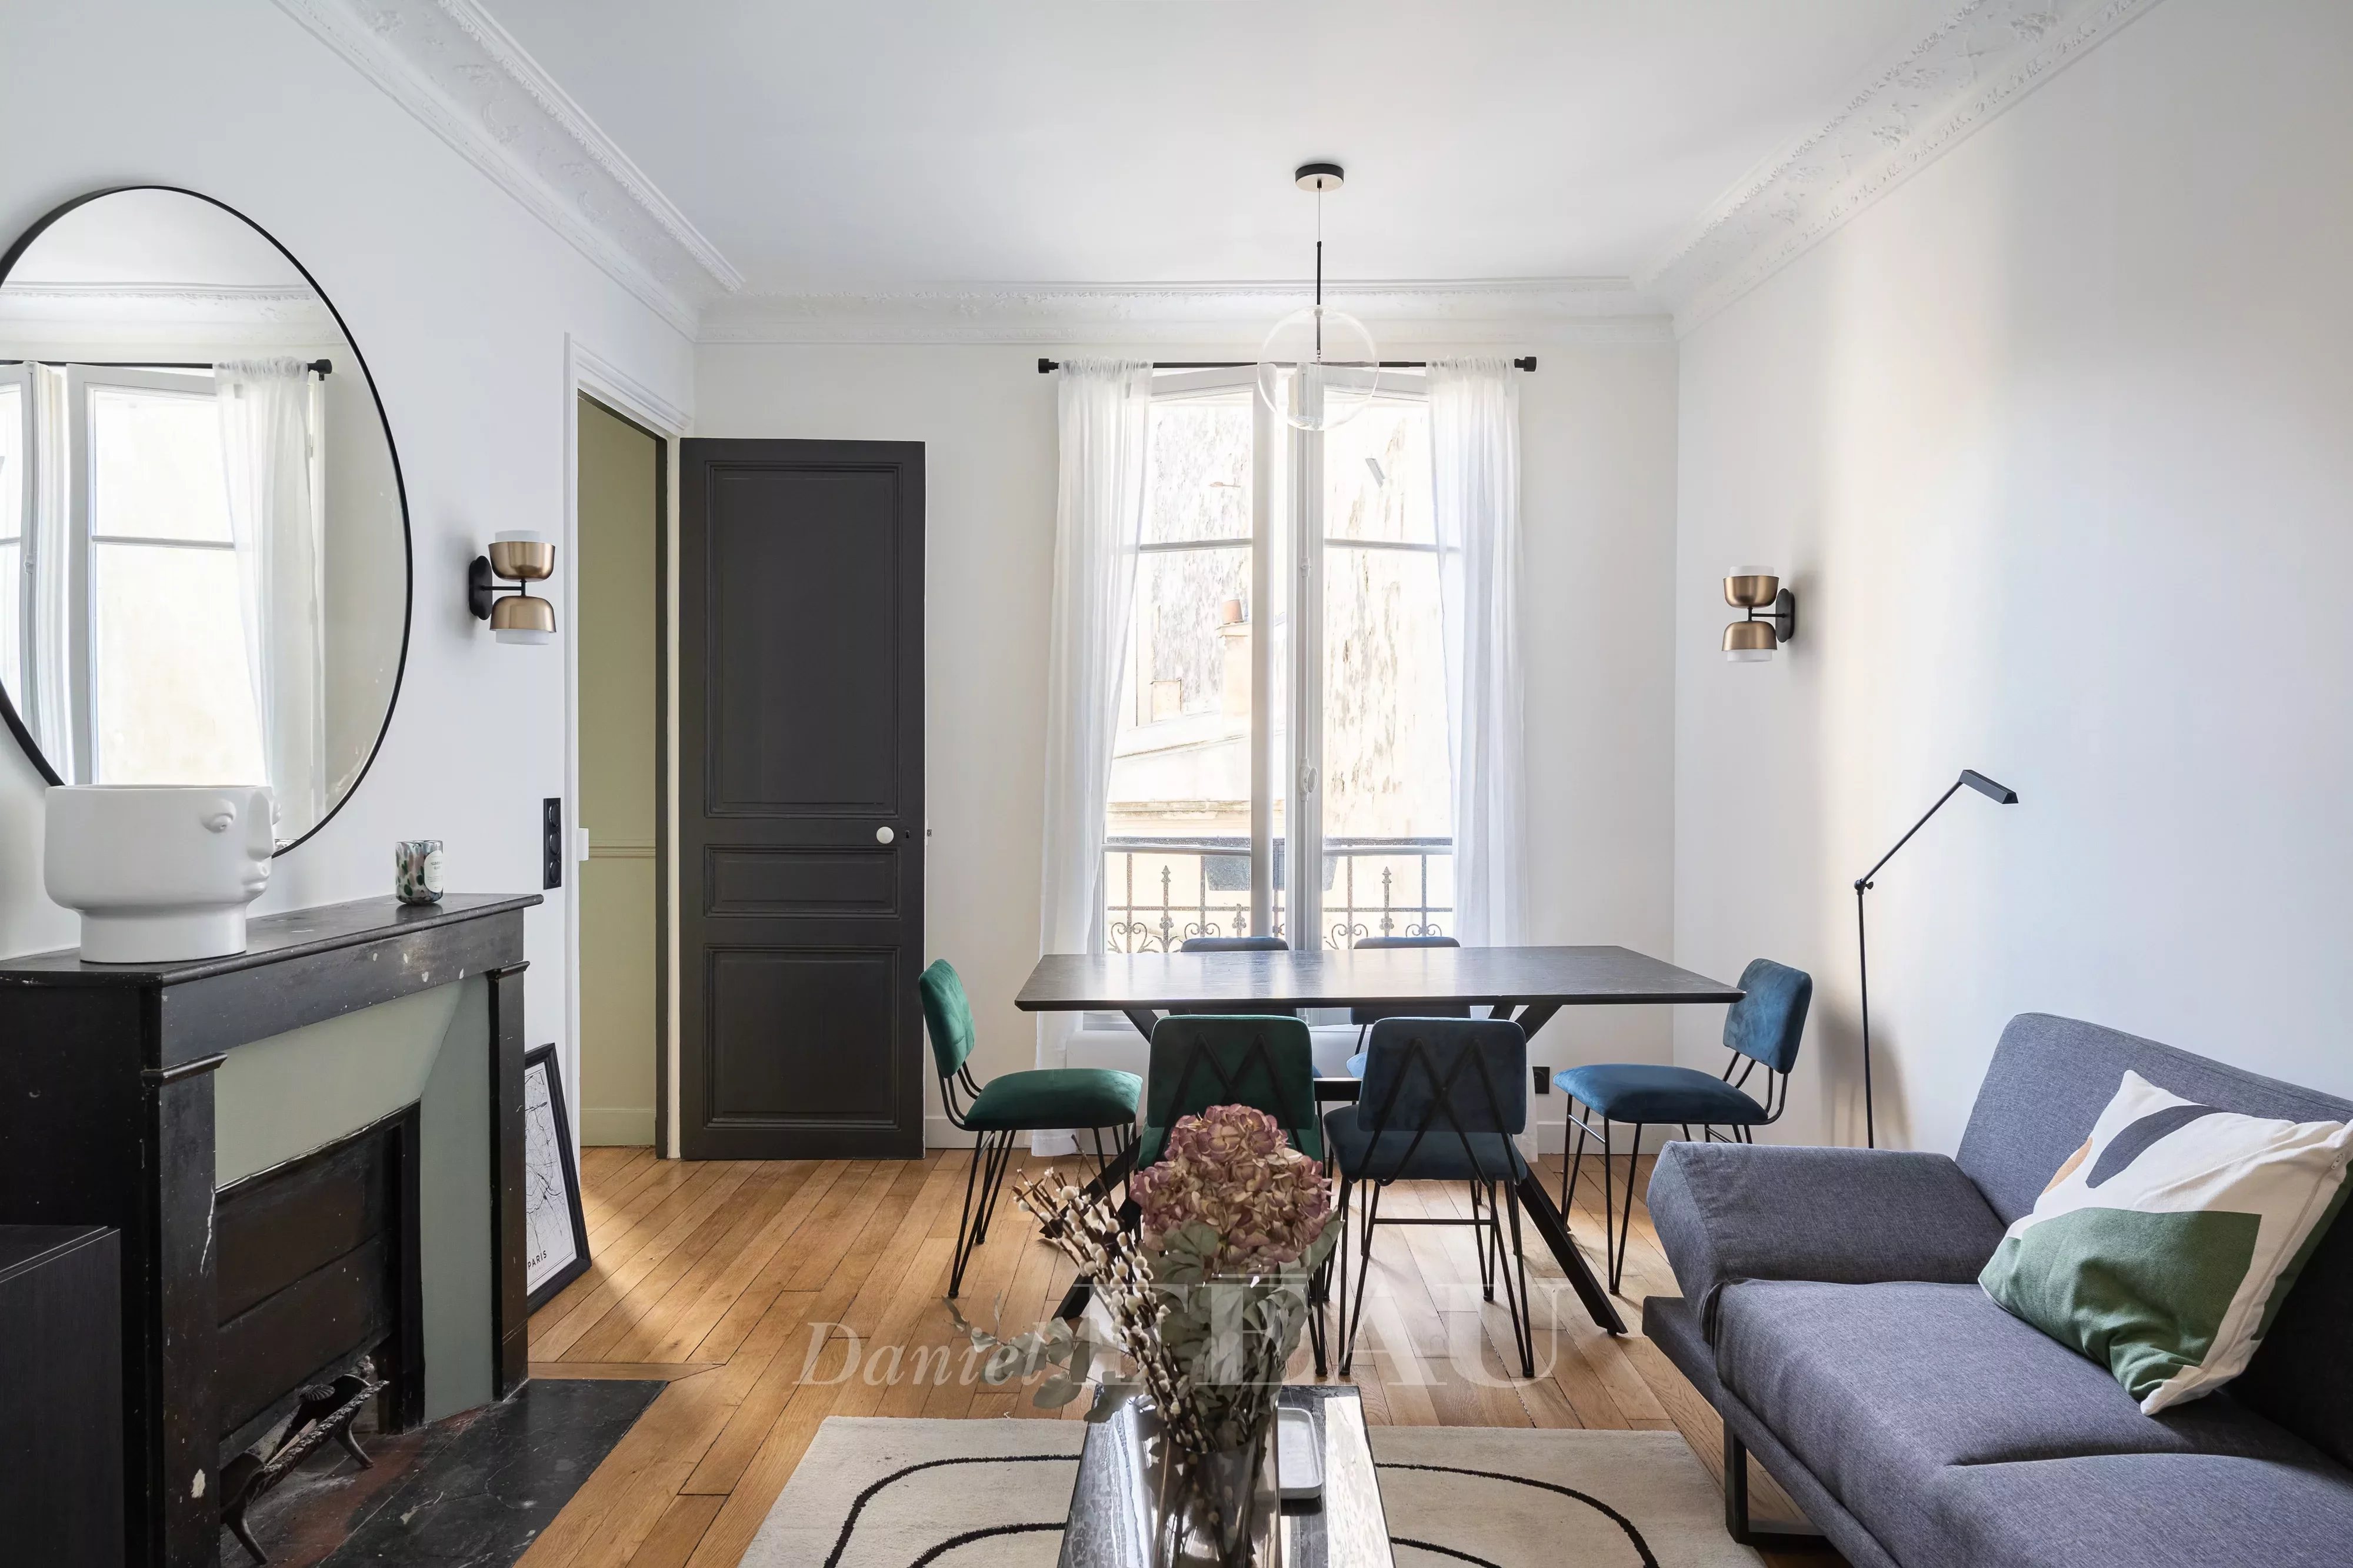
[518,1147,1839,1568]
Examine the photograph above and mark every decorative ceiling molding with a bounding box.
[271,0,741,336]
[699,279,1672,348]
[265,0,2165,349]
[1645,0,2165,332]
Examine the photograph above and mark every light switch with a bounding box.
[577,826,592,862]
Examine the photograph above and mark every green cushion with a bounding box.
[919,959,975,1079]
[964,1067,1141,1132]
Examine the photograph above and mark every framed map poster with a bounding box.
[524,1043,592,1310]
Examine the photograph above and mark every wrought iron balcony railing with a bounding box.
[1104,835,1452,954]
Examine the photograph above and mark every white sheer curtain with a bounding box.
[1430,359,1526,946]
[216,358,324,833]
[1034,359,1152,1153]
[26,365,72,772]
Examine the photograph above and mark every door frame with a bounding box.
[563,336,690,1159]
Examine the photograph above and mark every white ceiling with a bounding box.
[479,0,1948,296]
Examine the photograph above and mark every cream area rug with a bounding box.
[744,1416,1762,1568]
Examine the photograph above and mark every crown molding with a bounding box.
[699,279,1672,348]
[1646,0,2166,333]
[271,0,741,337]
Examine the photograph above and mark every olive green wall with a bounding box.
[576,395,659,1145]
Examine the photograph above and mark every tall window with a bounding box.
[1104,369,1452,950]
[70,368,265,785]
[1317,397,1451,944]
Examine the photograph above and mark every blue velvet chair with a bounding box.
[921,959,1141,1297]
[1553,958,1812,1295]
[1342,935,1470,1074]
[1172,934,1294,1017]
[1325,1016,1536,1377]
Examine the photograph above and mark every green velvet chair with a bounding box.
[1138,1013,1323,1169]
[920,959,1141,1297]
[1138,1012,1329,1372]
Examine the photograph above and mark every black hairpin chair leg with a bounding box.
[1470,1181,1496,1300]
[1339,1179,1384,1377]
[1498,1176,1537,1377]
[949,1129,1016,1299]
[1562,1101,1589,1213]
[1604,1122,1644,1296]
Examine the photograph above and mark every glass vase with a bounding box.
[1137,1404,1281,1568]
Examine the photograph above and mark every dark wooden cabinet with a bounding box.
[0,1226,124,1567]
[0,895,539,1568]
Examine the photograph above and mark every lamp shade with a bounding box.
[1724,619,1776,661]
[1255,305,1379,432]
[492,592,555,645]
[488,531,555,582]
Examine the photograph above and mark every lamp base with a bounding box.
[468,556,496,620]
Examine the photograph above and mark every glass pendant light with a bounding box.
[1257,163,1379,433]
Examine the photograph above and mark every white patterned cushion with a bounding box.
[1980,1070,2353,1413]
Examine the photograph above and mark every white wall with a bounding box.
[695,335,1680,1145]
[0,0,696,1131]
[1673,0,2353,1152]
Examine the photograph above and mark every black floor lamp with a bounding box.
[1854,769,2019,1147]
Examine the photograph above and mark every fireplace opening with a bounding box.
[214,1104,426,1465]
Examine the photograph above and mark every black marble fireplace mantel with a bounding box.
[0,893,542,1568]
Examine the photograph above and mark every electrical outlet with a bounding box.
[1532,1066,1553,1095]
[542,798,562,890]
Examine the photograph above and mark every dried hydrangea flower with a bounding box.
[1132,1105,1332,1270]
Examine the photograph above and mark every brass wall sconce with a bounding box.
[1723,567,1797,662]
[470,532,556,645]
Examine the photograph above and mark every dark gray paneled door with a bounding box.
[680,440,924,1159]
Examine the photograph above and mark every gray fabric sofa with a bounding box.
[1642,1012,2353,1568]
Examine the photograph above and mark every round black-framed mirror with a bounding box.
[0,186,412,853]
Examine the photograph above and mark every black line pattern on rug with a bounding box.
[1375,1462,1659,1568]
[823,1453,1078,1568]
[908,1523,1068,1566]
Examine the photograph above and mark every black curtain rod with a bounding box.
[0,357,331,376]
[1037,356,1535,374]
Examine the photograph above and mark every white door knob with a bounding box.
[875,825,895,844]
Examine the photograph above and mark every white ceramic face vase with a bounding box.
[44,785,278,962]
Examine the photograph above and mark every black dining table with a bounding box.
[1016,943,1744,1335]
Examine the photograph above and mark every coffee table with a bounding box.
[1058,1386,1391,1568]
